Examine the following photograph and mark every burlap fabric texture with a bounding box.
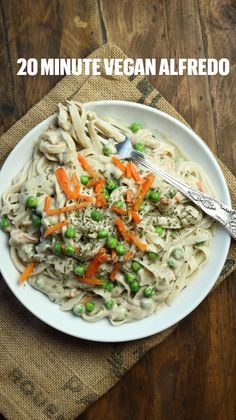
[0,43,235,420]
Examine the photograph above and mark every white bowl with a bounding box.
[0,101,231,342]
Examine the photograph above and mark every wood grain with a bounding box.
[1,0,101,123]
[99,0,218,152]
[0,0,235,419]
[82,1,236,419]
[0,3,19,134]
[198,0,236,175]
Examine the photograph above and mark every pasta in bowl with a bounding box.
[0,101,230,341]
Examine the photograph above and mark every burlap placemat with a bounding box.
[0,43,235,420]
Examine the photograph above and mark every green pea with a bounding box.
[74,265,86,276]
[103,189,110,200]
[116,243,126,256]
[148,252,159,262]
[134,142,145,152]
[145,189,152,199]
[53,242,62,254]
[139,201,145,211]
[143,287,154,298]
[155,226,165,236]
[106,179,118,191]
[86,301,95,312]
[113,200,124,208]
[106,236,118,249]
[167,258,177,270]
[141,298,153,310]
[172,247,184,260]
[168,187,177,198]
[31,213,42,228]
[65,226,76,238]
[151,191,160,203]
[26,196,38,208]
[105,299,115,310]
[131,261,142,272]
[131,122,142,133]
[98,228,109,239]
[103,144,113,156]
[73,303,85,316]
[0,217,10,230]
[103,281,114,292]
[33,218,42,228]
[125,272,136,284]
[80,175,89,185]
[130,280,140,292]
[99,275,110,282]
[91,210,102,222]
[65,244,75,256]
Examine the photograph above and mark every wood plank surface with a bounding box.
[1,0,102,120]
[199,0,236,174]
[99,0,223,154]
[80,2,236,419]
[0,0,235,419]
[0,3,19,134]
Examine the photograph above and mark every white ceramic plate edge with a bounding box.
[0,100,231,342]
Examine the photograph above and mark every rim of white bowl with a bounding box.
[0,100,231,342]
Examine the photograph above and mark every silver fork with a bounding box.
[114,135,236,240]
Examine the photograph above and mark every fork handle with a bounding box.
[131,150,235,240]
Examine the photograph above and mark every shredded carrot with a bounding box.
[124,250,134,261]
[133,173,155,211]
[18,262,36,284]
[115,217,129,240]
[77,154,97,178]
[80,294,92,304]
[44,219,69,237]
[126,189,133,203]
[127,231,147,251]
[85,250,109,277]
[145,172,154,179]
[111,205,128,216]
[80,294,100,303]
[74,245,79,253]
[126,162,132,178]
[55,167,77,199]
[115,217,147,251]
[95,178,106,193]
[160,197,169,205]
[86,179,98,188]
[77,194,94,202]
[197,180,204,192]
[167,161,174,170]
[130,209,141,224]
[137,178,146,186]
[110,263,122,281]
[96,193,107,208]
[99,246,106,254]
[111,250,117,261]
[44,196,51,212]
[112,156,127,173]
[71,172,81,197]
[130,162,142,183]
[46,200,92,215]
[77,277,104,286]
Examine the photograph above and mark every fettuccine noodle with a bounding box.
[0,101,215,325]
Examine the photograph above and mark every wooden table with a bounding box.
[0,1,235,419]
